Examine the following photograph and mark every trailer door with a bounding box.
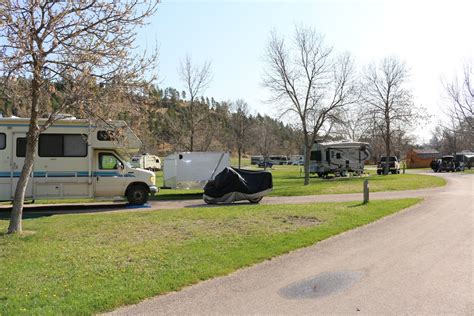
[11,133,34,199]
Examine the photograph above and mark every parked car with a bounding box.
[377,156,400,175]
[250,155,264,165]
[257,161,274,168]
[430,155,463,172]
[289,155,304,165]
[268,155,289,165]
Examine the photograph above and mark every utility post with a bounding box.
[363,179,369,204]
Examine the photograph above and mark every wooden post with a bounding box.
[363,179,369,204]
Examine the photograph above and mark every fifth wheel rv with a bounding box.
[0,117,157,204]
[309,140,371,178]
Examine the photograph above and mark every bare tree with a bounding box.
[0,1,158,234]
[263,26,357,185]
[361,57,420,174]
[253,115,277,171]
[178,55,212,152]
[332,105,370,141]
[444,62,473,129]
[229,99,252,168]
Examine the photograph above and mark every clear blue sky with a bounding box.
[137,0,473,143]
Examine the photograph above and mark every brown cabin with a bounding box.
[406,148,440,168]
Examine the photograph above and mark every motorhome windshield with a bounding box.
[381,157,397,162]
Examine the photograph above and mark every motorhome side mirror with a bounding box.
[118,162,124,170]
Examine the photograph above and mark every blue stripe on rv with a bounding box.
[0,172,135,178]
[0,124,96,128]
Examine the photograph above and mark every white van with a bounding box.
[131,154,161,171]
[0,117,157,204]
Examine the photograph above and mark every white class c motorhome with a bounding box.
[0,117,157,204]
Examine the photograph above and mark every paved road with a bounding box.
[109,173,473,315]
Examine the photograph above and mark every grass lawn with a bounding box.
[0,198,420,315]
[268,166,446,196]
[153,164,446,200]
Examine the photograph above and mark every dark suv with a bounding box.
[430,155,463,172]
[377,156,400,175]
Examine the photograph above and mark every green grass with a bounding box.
[152,164,446,199]
[0,199,421,315]
[268,166,446,196]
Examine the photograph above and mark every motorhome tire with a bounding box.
[127,185,148,205]
[248,197,263,204]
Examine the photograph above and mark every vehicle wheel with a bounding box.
[127,185,148,205]
[377,170,382,175]
[248,197,263,204]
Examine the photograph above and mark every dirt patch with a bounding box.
[273,215,321,227]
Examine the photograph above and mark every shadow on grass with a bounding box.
[348,202,367,208]
[150,193,203,201]
[0,203,131,220]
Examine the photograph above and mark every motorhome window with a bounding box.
[39,134,87,157]
[0,133,5,150]
[16,138,26,157]
[97,130,116,141]
[336,153,341,159]
[64,135,87,157]
[99,153,120,170]
[39,134,63,157]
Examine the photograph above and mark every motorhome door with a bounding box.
[94,151,125,197]
[11,133,34,199]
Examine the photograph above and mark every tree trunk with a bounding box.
[189,99,194,152]
[238,147,241,169]
[8,63,41,234]
[8,131,39,233]
[384,136,391,175]
[304,144,311,185]
[384,117,391,175]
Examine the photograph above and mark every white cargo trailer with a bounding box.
[163,152,230,189]
[0,117,157,204]
[309,140,371,177]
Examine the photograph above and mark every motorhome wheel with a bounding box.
[127,185,148,205]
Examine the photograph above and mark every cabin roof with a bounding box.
[411,148,439,154]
